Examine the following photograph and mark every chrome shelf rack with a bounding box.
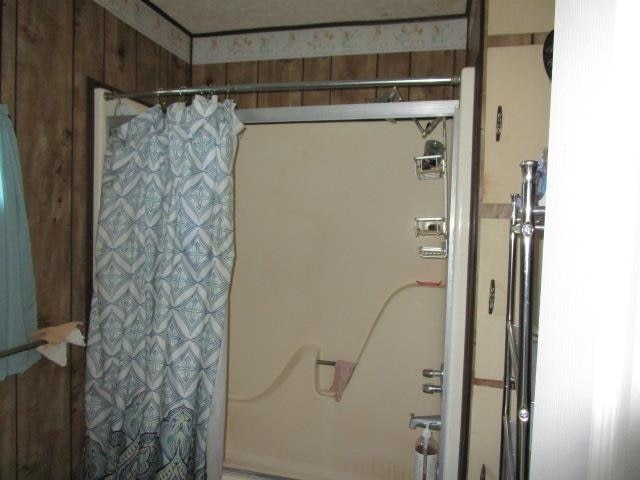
[499,161,545,480]
[414,136,449,259]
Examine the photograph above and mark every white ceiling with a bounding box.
[150,0,468,35]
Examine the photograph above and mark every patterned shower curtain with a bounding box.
[83,96,243,479]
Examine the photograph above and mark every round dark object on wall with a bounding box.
[543,30,554,79]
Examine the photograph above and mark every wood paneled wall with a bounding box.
[0,2,465,477]
[192,49,467,108]
[0,1,189,478]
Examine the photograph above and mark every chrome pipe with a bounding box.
[533,205,545,231]
[532,206,545,216]
[507,193,520,382]
[500,193,520,480]
[104,76,461,101]
[516,160,538,480]
[502,415,515,480]
[500,194,520,480]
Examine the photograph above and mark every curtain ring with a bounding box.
[157,89,167,112]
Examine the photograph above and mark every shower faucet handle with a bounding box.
[422,368,444,378]
[422,384,443,395]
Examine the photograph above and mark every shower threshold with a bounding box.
[223,467,302,480]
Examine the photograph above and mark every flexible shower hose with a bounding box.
[228,281,443,402]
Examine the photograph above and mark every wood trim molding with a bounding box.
[473,377,503,389]
[479,203,511,218]
[487,31,551,48]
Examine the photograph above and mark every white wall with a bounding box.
[226,121,449,480]
[530,1,640,478]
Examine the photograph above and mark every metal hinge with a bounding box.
[489,279,496,314]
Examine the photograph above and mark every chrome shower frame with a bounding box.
[95,67,475,480]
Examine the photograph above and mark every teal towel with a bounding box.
[0,103,40,381]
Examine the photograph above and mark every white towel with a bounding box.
[31,322,86,366]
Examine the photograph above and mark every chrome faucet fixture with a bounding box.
[422,368,444,378]
[422,384,443,394]
[409,413,442,431]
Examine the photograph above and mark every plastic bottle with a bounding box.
[424,427,439,480]
[414,431,426,480]
[413,434,427,480]
[414,427,439,480]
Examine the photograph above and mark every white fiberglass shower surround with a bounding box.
[92,67,474,480]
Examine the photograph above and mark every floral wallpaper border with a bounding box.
[192,18,467,65]
[91,0,467,67]
[93,0,191,63]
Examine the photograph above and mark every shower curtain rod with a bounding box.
[104,76,460,101]
[0,339,46,360]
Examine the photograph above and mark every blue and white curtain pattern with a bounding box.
[83,96,243,479]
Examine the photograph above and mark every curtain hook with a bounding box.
[179,86,193,106]
[157,89,167,112]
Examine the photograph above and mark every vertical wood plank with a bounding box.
[159,51,189,88]
[71,0,105,477]
[532,32,550,44]
[453,49,467,99]
[226,61,258,109]
[1,0,17,114]
[177,56,191,87]
[159,50,189,104]
[486,34,533,48]
[409,50,455,101]
[0,374,17,480]
[257,59,303,107]
[135,33,160,91]
[15,1,73,478]
[0,1,19,476]
[104,12,136,92]
[466,0,484,68]
[192,63,226,88]
[330,54,377,104]
[302,57,331,106]
[376,52,411,100]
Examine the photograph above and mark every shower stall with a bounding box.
[92,67,474,480]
